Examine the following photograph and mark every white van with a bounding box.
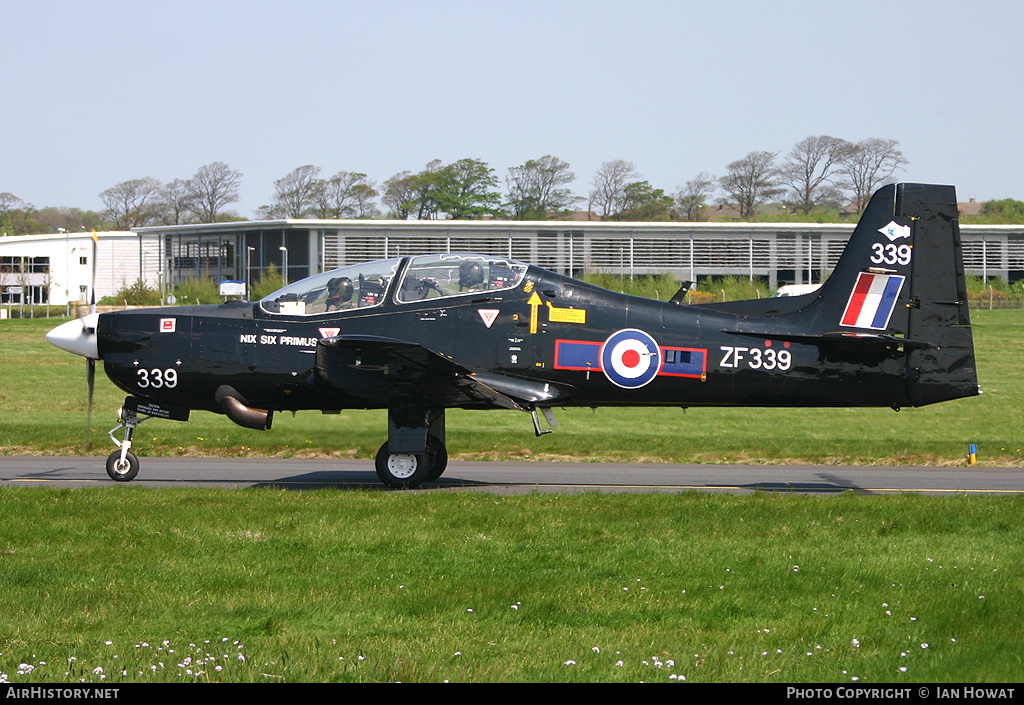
[772,283,822,297]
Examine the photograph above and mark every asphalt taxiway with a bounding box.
[2,456,1022,495]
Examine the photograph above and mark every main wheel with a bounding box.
[106,450,139,482]
[375,442,431,489]
[424,437,448,481]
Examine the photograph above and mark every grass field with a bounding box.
[1,489,1023,683]
[0,311,1021,683]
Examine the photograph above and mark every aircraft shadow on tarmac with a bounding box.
[247,471,861,494]
[248,471,489,491]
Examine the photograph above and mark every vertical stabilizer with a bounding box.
[809,183,979,405]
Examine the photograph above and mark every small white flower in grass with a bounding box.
[616,661,624,667]
[93,667,103,675]
[237,654,245,662]
[900,666,907,673]
[467,608,473,613]
[921,643,929,649]
[852,639,860,648]
[592,647,600,653]
[563,660,576,666]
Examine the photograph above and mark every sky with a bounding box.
[3,0,1023,218]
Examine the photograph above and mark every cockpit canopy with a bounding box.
[259,254,528,316]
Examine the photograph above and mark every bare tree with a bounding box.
[99,177,162,229]
[779,136,851,214]
[264,165,322,218]
[836,138,908,213]
[674,171,717,221]
[719,151,783,219]
[589,159,640,217]
[0,192,26,215]
[187,162,242,222]
[313,171,377,219]
[155,179,195,225]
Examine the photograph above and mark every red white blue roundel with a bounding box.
[601,328,661,389]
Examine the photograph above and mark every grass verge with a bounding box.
[1,489,1023,683]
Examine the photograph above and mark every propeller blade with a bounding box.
[87,357,95,432]
[90,230,98,315]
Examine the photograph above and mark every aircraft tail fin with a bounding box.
[708,183,980,406]
[809,183,979,405]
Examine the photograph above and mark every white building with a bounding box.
[0,231,154,306]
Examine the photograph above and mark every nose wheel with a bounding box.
[106,450,139,482]
[105,399,153,483]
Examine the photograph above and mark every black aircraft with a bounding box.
[47,183,979,487]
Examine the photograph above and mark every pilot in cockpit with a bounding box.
[325,277,354,311]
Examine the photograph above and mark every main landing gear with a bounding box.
[374,407,448,489]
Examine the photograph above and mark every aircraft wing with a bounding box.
[315,335,568,411]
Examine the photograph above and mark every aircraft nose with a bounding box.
[46,313,100,359]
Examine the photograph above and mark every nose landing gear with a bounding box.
[105,397,191,482]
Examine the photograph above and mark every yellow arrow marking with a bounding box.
[528,292,542,334]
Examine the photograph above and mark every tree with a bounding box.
[609,181,674,221]
[981,198,1024,223]
[264,165,322,218]
[187,161,242,222]
[155,179,196,225]
[0,192,25,216]
[432,159,503,219]
[778,135,850,214]
[313,171,379,219]
[589,160,640,217]
[99,177,162,229]
[836,138,907,214]
[33,207,104,233]
[399,160,446,220]
[719,151,783,219]
[674,172,716,221]
[504,155,579,219]
[382,171,415,219]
